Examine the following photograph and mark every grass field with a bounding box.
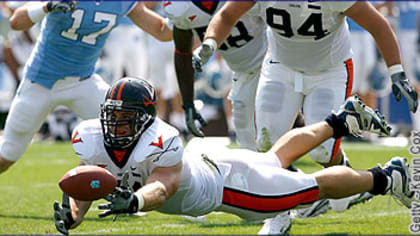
[0,141,413,234]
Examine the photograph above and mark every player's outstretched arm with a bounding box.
[128,2,172,42]
[345,2,418,113]
[98,162,182,217]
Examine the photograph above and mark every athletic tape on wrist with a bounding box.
[27,4,47,23]
[134,192,145,211]
[203,38,217,51]
[388,64,404,76]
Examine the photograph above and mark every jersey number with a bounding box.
[194,21,253,51]
[266,8,330,40]
[61,9,117,45]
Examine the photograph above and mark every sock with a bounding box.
[368,167,391,195]
[325,113,349,139]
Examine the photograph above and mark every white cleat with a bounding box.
[180,215,207,222]
[336,96,391,137]
[382,157,414,208]
[291,199,330,218]
[258,212,292,235]
[330,192,373,212]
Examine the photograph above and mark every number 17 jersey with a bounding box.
[257,1,355,73]
[24,1,136,89]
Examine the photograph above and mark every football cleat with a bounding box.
[258,212,292,235]
[382,157,414,208]
[336,96,391,137]
[291,199,330,218]
[330,192,373,212]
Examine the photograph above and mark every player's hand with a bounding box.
[391,71,418,113]
[192,41,216,72]
[183,101,207,137]
[98,172,138,218]
[98,187,139,218]
[53,193,75,235]
[47,1,77,13]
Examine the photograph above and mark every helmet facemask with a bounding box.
[101,99,153,149]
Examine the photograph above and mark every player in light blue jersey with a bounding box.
[0,1,172,174]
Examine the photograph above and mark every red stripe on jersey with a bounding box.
[345,58,354,99]
[329,58,354,163]
[222,186,319,212]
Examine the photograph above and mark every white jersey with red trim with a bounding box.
[164,1,267,73]
[256,1,355,73]
[71,118,225,216]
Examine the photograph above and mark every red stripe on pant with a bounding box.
[222,186,319,212]
[330,58,354,163]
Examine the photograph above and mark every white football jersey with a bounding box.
[72,118,225,216]
[257,1,355,73]
[164,1,267,73]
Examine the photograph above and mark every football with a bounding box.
[59,165,118,201]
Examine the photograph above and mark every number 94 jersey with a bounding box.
[164,1,267,73]
[257,1,355,73]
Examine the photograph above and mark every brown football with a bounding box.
[59,165,117,201]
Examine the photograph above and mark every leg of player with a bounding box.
[271,96,391,169]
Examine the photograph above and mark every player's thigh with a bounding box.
[255,66,303,146]
[220,151,318,221]
[68,74,109,120]
[0,80,52,161]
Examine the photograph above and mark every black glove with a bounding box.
[391,71,418,113]
[53,193,75,235]
[98,171,139,218]
[47,1,77,13]
[98,187,139,218]
[183,101,207,137]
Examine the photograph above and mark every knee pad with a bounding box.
[231,100,248,129]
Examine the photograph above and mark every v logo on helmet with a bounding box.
[150,136,163,149]
[142,94,157,110]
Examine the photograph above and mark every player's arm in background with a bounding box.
[344,1,400,67]
[203,2,255,47]
[10,1,76,31]
[128,2,172,42]
[345,1,418,113]
[9,2,48,30]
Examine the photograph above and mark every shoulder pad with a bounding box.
[71,119,103,162]
[132,118,181,163]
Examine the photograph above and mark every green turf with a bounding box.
[0,141,413,234]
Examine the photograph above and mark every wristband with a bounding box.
[27,4,47,23]
[164,18,173,31]
[203,38,217,51]
[388,64,404,76]
[134,192,145,211]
